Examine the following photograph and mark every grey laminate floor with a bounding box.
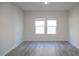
[6,41,79,56]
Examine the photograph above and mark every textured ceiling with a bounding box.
[13,2,79,11]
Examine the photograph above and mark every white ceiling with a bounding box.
[13,2,79,11]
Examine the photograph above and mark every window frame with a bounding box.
[35,18,45,34]
[47,20,57,34]
[34,18,57,34]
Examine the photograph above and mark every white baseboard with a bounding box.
[69,41,79,50]
[2,41,23,56]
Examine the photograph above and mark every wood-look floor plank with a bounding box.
[6,41,79,56]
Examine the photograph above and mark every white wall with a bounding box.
[0,3,23,56]
[23,11,68,41]
[69,6,79,49]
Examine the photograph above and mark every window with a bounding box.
[35,19,56,34]
[35,20,45,34]
[47,20,56,34]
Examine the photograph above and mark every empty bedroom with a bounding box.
[0,2,79,56]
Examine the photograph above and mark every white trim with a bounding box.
[2,41,23,56]
[69,40,79,50]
